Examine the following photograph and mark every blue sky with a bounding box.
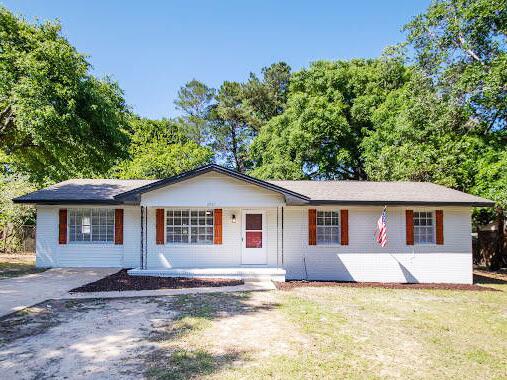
[2,0,430,119]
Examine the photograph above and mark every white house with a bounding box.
[14,164,494,284]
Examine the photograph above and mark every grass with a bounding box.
[145,273,507,380]
[0,255,46,279]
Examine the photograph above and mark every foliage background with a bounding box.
[0,0,505,242]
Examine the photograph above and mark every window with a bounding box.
[316,211,340,245]
[166,209,214,244]
[414,211,435,244]
[69,208,115,243]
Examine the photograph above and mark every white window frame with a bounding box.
[413,211,435,245]
[316,210,340,246]
[68,208,115,244]
[165,208,214,245]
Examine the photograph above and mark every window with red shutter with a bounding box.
[406,210,414,245]
[114,209,124,245]
[59,209,67,244]
[214,209,222,244]
[156,209,165,245]
[340,209,349,245]
[308,209,317,245]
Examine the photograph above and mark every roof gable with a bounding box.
[114,164,310,204]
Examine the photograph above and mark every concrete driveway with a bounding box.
[0,268,117,317]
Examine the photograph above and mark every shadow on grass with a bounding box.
[146,349,244,380]
[473,273,507,285]
[145,292,279,379]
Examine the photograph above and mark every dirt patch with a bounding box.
[0,299,106,345]
[143,292,308,379]
[0,297,162,379]
[275,280,499,291]
[70,269,244,292]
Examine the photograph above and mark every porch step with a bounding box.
[127,267,286,282]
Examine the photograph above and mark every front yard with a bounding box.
[0,255,45,279]
[0,274,506,379]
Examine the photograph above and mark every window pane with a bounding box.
[246,214,262,230]
[246,231,262,248]
[414,212,434,244]
[316,211,340,244]
[166,209,214,244]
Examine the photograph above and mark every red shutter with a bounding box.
[214,209,223,244]
[114,209,124,245]
[340,209,349,245]
[156,209,165,245]
[435,210,444,245]
[58,209,67,244]
[406,210,414,245]
[308,209,317,245]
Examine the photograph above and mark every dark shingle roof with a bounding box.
[13,179,157,204]
[13,165,495,207]
[268,180,494,206]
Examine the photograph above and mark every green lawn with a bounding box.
[145,275,507,380]
[0,255,45,279]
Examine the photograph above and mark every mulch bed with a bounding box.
[275,280,499,292]
[70,269,244,293]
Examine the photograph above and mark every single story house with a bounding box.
[14,164,494,284]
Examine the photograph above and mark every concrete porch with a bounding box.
[127,267,286,282]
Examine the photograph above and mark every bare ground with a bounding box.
[0,292,298,380]
[0,275,505,379]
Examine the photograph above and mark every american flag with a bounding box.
[375,206,387,247]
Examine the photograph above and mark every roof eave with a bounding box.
[12,198,126,205]
[308,200,495,207]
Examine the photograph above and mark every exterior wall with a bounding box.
[35,205,140,268]
[141,172,284,207]
[282,206,473,284]
[34,195,474,283]
[145,207,281,269]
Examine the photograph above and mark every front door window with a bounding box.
[245,214,262,248]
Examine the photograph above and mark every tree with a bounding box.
[174,80,215,145]
[204,62,291,172]
[404,0,507,133]
[0,7,129,184]
[210,81,254,172]
[241,62,291,131]
[249,58,410,180]
[0,174,35,253]
[111,117,213,179]
[361,72,481,188]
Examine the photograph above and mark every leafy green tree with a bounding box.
[174,80,215,144]
[0,174,35,253]
[362,73,479,187]
[204,62,291,172]
[250,58,410,179]
[0,7,129,184]
[404,0,507,132]
[241,62,291,131]
[112,117,213,179]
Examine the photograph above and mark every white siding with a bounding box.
[145,207,281,269]
[34,196,474,283]
[35,205,139,268]
[282,206,473,284]
[141,172,284,207]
